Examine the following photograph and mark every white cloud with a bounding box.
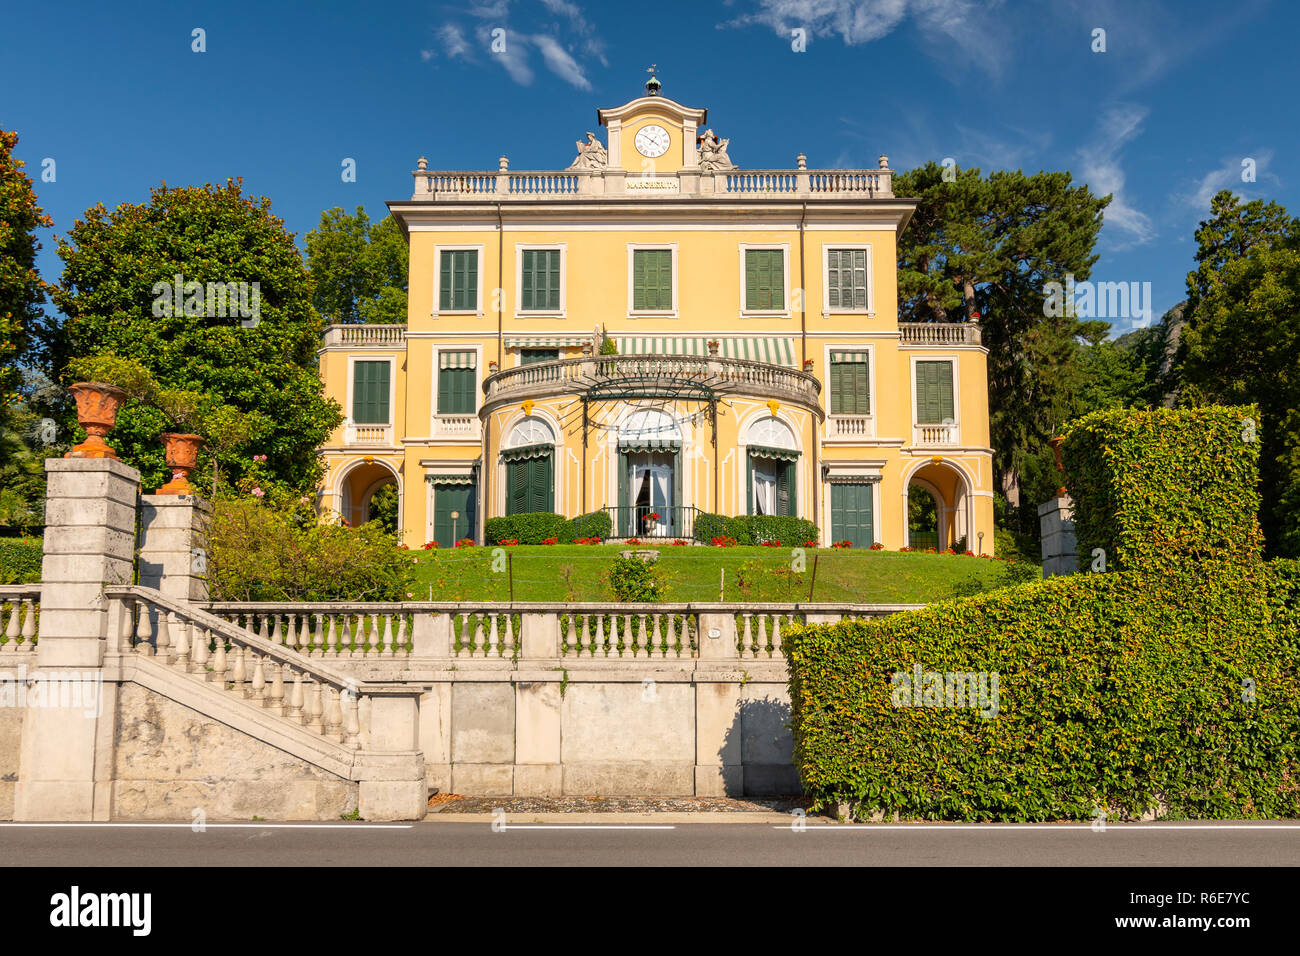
[427,1,602,88]
[1077,104,1155,248]
[1180,149,1276,212]
[726,0,1009,77]
[439,23,472,60]
[530,34,592,90]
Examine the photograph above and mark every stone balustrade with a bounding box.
[410,162,894,201]
[0,587,39,651]
[320,324,407,349]
[899,322,982,346]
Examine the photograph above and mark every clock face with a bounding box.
[635,124,670,158]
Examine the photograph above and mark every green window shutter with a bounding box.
[439,252,453,311]
[352,361,390,424]
[916,361,954,424]
[776,461,797,517]
[745,249,784,310]
[633,249,671,311]
[830,359,870,415]
[527,454,553,514]
[827,249,868,311]
[438,367,476,415]
[521,249,560,311]
[506,461,528,516]
[519,349,558,366]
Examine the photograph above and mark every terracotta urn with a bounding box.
[1048,435,1067,496]
[707,340,720,357]
[156,433,205,495]
[65,382,128,459]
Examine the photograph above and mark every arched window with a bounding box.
[746,417,799,517]
[501,417,555,515]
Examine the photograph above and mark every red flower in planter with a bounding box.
[626,537,641,545]
[761,540,782,547]
[498,538,519,546]
[832,540,853,549]
[711,536,738,547]
[542,537,559,545]
[645,512,660,522]
[455,538,475,548]
[869,542,884,550]
[422,541,439,550]
[803,539,818,547]
[672,539,688,546]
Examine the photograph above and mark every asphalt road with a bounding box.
[2,820,1298,866]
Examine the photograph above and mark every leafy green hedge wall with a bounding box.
[484,513,572,544]
[694,513,818,545]
[569,510,613,540]
[0,538,42,585]
[785,563,1300,820]
[1062,406,1263,573]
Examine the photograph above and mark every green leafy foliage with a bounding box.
[785,563,1300,821]
[694,513,818,546]
[569,509,612,540]
[0,537,42,584]
[304,207,408,324]
[1062,405,1262,573]
[207,496,413,601]
[606,554,668,602]
[0,129,51,417]
[485,512,572,545]
[49,179,342,495]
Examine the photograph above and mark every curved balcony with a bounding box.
[482,354,823,417]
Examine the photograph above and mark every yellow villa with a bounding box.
[317,79,995,553]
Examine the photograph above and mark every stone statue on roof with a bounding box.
[569,131,608,170]
[697,129,735,171]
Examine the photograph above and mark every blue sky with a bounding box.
[2,0,1294,335]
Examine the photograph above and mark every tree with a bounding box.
[49,179,342,494]
[894,163,1110,512]
[304,207,408,324]
[0,129,52,450]
[1177,191,1300,555]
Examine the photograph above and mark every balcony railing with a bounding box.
[431,415,480,440]
[913,422,960,446]
[344,422,394,446]
[321,324,407,348]
[899,323,982,346]
[484,353,821,410]
[411,158,893,201]
[603,505,701,540]
[829,415,875,439]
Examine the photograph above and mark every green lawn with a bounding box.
[406,544,1025,604]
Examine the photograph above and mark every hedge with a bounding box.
[1062,405,1263,573]
[785,562,1300,821]
[0,537,43,585]
[694,512,818,546]
[569,509,613,541]
[484,512,572,545]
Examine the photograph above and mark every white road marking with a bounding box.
[778,824,1300,830]
[502,825,676,830]
[0,822,412,829]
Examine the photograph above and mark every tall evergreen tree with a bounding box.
[304,207,408,324]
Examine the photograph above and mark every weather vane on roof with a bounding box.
[645,64,661,96]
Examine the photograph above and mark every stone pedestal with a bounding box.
[1039,496,1077,577]
[15,458,140,821]
[138,494,212,602]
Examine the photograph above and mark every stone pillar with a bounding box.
[1039,496,1077,577]
[15,458,140,821]
[514,682,562,795]
[695,681,743,796]
[520,612,560,659]
[697,612,738,660]
[357,690,427,821]
[411,612,451,658]
[137,494,211,602]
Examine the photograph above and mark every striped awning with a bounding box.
[618,438,682,452]
[500,443,553,463]
[748,444,801,462]
[613,336,797,367]
[830,350,869,363]
[504,335,591,349]
[426,474,475,485]
[439,350,477,369]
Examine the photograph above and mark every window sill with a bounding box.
[822,311,876,318]
[432,310,483,317]
[739,311,793,319]
[514,312,567,319]
[626,312,679,319]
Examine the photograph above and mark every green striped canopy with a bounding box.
[613,336,796,367]
[504,335,591,348]
[829,350,869,363]
[439,350,477,369]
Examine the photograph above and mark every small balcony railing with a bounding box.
[344,422,394,446]
[913,422,960,446]
[321,324,407,348]
[899,323,982,346]
[603,505,701,541]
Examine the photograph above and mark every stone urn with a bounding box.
[65,382,128,459]
[1048,435,1067,496]
[156,433,205,495]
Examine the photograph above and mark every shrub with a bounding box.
[711,536,738,547]
[209,497,413,601]
[484,512,570,545]
[1062,405,1263,573]
[694,512,818,546]
[568,509,612,541]
[606,554,668,602]
[541,537,558,545]
[455,538,474,548]
[0,537,42,585]
[785,564,1300,821]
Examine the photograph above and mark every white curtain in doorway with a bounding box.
[632,466,650,506]
[753,467,776,515]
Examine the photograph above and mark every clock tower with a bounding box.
[596,76,710,177]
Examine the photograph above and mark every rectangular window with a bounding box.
[519,348,559,366]
[520,248,561,312]
[827,248,868,311]
[632,248,673,311]
[915,360,955,424]
[506,454,554,515]
[438,249,478,311]
[744,249,785,311]
[748,456,796,517]
[829,351,870,415]
[351,360,390,424]
[437,351,477,415]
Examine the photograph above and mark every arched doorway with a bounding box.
[745,416,799,517]
[616,407,683,537]
[908,483,941,551]
[904,460,972,551]
[337,459,402,531]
